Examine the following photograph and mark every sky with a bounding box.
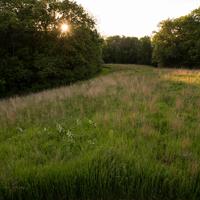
[76,0,200,37]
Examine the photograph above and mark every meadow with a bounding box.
[1,64,200,200]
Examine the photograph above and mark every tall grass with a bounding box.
[1,64,200,199]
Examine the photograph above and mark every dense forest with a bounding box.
[0,0,102,97]
[102,36,152,65]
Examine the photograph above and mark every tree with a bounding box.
[0,0,102,97]
[103,36,152,65]
[152,7,200,68]
[138,36,152,65]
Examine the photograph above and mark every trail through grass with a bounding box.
[1,64,200,199]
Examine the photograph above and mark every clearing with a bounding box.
[1,64,200,200]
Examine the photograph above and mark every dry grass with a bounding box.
[1,64,200,199]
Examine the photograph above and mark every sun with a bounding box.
[60,23,69,33]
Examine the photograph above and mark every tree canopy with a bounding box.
[0,0,102,97]
[102,36,152,65]
[152,7,200,68]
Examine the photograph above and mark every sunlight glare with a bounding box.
[61,23,69,33]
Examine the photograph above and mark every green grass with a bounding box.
[1,64,200,200]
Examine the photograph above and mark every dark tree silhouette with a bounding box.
[0,0,102,97]
[152,7,200,68]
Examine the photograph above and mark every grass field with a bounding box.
[1,64,200,200]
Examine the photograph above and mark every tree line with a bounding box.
[102,36,152,65]
[0,0,200,98]
[0,0,102,97]
[102,7,200,69]
[152,7,200,68]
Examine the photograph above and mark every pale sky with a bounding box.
[76,0,200,37]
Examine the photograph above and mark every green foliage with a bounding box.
[102,36,152,65]
[0,0,102,97]
[152,7,200,68]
